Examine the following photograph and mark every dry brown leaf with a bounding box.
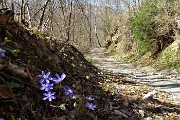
[55,116,67,120]
[75,96,87,118]
[0,85,14,98]
[0,58,7,70]
[76,85,82,90]
[123,97,129,107]
[10,115,16,120]
[170,114,175,120]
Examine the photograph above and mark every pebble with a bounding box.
[143,117,153,120]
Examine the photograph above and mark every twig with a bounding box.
[50,104,59,108]
[3,61,31,81]
[0,8,8,10]
[0,72,39,89]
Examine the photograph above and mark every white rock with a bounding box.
[143,117,153,120]
[139,110,145,117]
[142,90,157,100]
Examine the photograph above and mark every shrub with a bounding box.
[129,0,158,55]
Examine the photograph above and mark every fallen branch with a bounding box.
[0,72,38,89]
[3,61,31,81]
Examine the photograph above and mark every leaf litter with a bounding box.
[0,23,179,120]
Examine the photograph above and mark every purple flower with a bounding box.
[43,91,56,101]
[64,87,75,99]
[86,102,96,110]
[64,87,73,95]
[53,73,66,83]
[38,71,51,83]
[115,93,121,99]
[0,114,4,120]
[86,96,95,101]
[40,83,54,91]
[0,48,6,57]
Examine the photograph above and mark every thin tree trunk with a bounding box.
[60,0,68,40]
[26,1,31,27]
[75,0,92,44]
[67,1,73,42]
[94,0,102,47]
[89,0,92,45]
[72,2,76,42]
[49,1,54,34]
[23,1,26,21]
[39,0,50,30]
[20,0,24,22]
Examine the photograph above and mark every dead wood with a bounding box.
[3,61,31,81]
[0,72,38,89]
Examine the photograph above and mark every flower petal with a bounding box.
[39,79,44,83]
[1,53,5,57]
[41,71,45,75]
[1,49,6,52]
[43,97,48,100]
[43,93,47,96]
[61,73,66,80]
[46,72,50,77]
[55,73,60,79]
[40,86,45,90]
[48,98,52,101]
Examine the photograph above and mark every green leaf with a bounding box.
[71,57,74,60]
[71,63,75,67]
[59,103,66,110]
[113,90,117,96]
[59,47,65,52]
[104,83,109,91]
[73,102,78,108]
[99,88,104,96]
[11,49,20,57]
[4,37,11,43]
[72,95,76,100]
[6,82,24,88]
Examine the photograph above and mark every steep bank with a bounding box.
[104,0,180,70]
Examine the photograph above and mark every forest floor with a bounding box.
[86,47,180,119]
[0,23,180,120]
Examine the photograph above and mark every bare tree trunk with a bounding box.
[49,0,54,34]
[94,0,101,47]
[23,1,26,21]
[60,0,68,40]
[39,0,50,30]
[26,1,31,27]
[72,3,76,42]
[89,0,92,45]
[75,0,92,45]
[67,1,73,42]
[20,0,24,22]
